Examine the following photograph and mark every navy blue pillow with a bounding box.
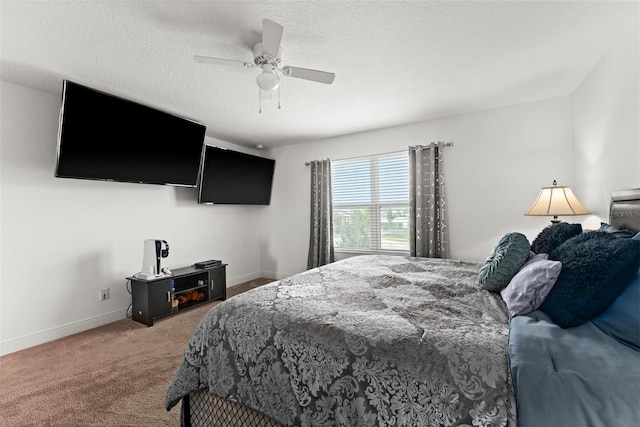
[539,232,640,328]
[530,222,582,255]
[592,270,640,349]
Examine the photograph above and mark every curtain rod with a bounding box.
[413,141,454,148]
[304,141,454,166]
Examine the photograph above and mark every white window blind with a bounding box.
[332,152,409,253]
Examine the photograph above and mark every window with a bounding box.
[332,152,409,253]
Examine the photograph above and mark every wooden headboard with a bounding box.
[610,189,640,234]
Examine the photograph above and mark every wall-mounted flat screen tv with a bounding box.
[55,80,205,187]
[198,146,275,205]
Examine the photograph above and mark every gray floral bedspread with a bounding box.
[166,255,516,426]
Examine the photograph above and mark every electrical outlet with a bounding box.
[99,288,110,301]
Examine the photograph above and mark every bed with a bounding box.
[166,255,516,426]
[508,190,640,427]
[166,189,640,427]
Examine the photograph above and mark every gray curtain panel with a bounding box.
[409,143,449,258]
[307,159,335,269]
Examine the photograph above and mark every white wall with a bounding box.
[572,18,640,218]
[0,81,267,355]
[262,17,640,281]
[3,14,636,355]
[262,97,573,279]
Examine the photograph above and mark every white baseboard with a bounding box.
[2,272,280,356]
[227,271,264,286]
[259,270,282,280]
[0,308,128,356]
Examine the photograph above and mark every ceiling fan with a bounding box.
[194,19,335,94]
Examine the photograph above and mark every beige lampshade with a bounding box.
[525,181,590,222]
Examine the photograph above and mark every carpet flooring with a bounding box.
[0,278,274,427]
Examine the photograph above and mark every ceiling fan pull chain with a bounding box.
[258,88,262,114]
[277,76,282,110]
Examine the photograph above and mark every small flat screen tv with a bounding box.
[55,80,205,187]
[198,146,275,205]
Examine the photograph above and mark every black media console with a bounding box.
[129,263,227,326]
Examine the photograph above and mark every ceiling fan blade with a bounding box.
[193,55,254,69]
[282,66,335,84]
[261,19,283,58]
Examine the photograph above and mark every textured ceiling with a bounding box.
[1,1,637,148]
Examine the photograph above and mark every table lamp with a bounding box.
[525,180,590,223]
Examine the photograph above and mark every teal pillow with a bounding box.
[479,232,531,291]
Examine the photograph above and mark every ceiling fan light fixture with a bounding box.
[194,18,335,97]
[256,68,279,91]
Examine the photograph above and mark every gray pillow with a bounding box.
[500,259,562,318]
[478,232,530,291]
